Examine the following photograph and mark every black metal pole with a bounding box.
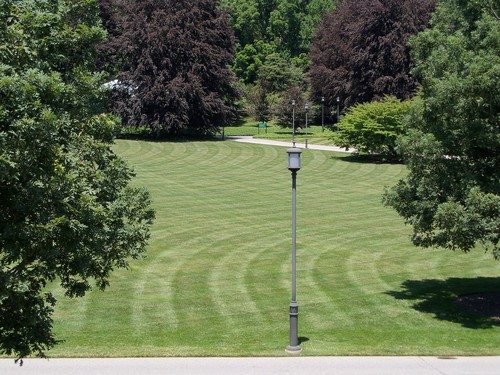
[336,97,340,124]
[287,170,300,352]
[305,106,308,149]
[321,97,325,132]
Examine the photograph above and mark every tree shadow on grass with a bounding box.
[387,277,500,329]
[273,131,307,135]
[332,153,404,164]
[117,132,219,143]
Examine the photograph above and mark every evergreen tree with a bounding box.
[104,0,239,136]
[310,0,435,110]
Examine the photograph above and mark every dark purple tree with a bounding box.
[97,0,125,72]
[98,0,121,37]
[310,0,435,110]
[102,0,239,136]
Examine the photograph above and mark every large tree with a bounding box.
[310,0,435,110]
[384,0,499,259]
[103,0,239,136]
[0,0,154,359]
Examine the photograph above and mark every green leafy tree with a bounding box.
[300,0,337,51]
[221,0,261,45]
[272,86,311,128]
[222,0,336,54]
[247,85,271,122]
[234,41,277,84]
[258,52,305,93]
[268,0,304,56]
[334,96,414,157]
[384,0,499,258]
[0,0,154,359]
[222,0,337,84]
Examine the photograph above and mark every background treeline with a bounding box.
[223,0,341,129]
[98,0,341,135]
[97,0,438,136]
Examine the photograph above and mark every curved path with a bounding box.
[226,136,355,153]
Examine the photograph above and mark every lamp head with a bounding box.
[287,148,302,171]
[292,100,296,107]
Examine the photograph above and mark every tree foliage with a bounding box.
[0,0,154,358]
[221,0,337,84]
[233,40,276,84]
[244,51,306,121]
[101,0,239,136]
[384,0,500,258]
[272,86,314,128]
[258,53,304,93]
[334,96,414,157]
[247,85,271,122]
[222,0,335,54]
[310,0,435,110]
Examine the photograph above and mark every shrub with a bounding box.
[333,96,414,157]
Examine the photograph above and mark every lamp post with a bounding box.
[336,96,340,124]
[286,147,302,353]
[321,96,325,132]
[304,103,309,149]
[292,100,296,147]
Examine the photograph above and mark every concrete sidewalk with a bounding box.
[226,136,355,153]
[1,356,499,375]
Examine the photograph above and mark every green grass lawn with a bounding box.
[47,139,499,357]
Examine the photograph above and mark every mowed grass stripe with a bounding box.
[45,139,499,357]
[130,248,183,331]
[208,232,276,327]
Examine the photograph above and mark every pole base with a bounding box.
[285,345,302,353]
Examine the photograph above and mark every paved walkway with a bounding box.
[1,356,499,375]
[226,136,355,153]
